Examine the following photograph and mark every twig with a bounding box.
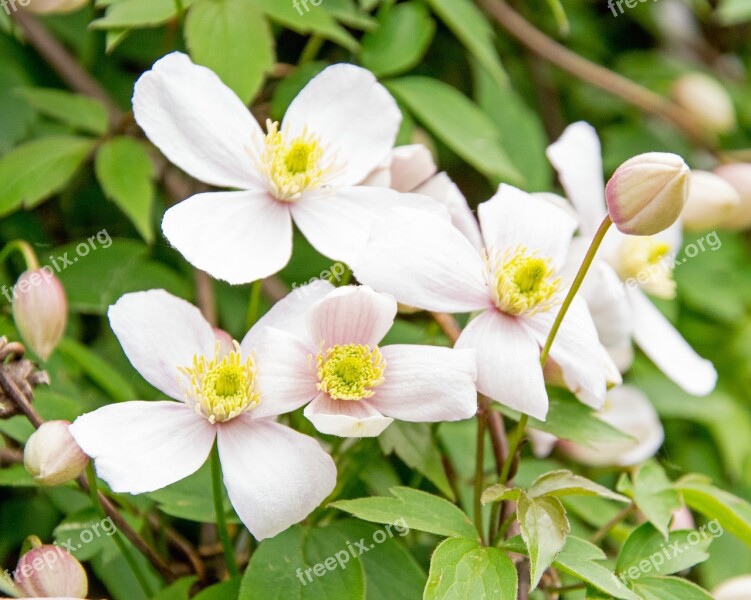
[431,312,462,344]
[194,270,217,326]
[147,514,207,583]
[589,504,634,544]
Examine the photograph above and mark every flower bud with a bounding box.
[682,170,741,231]
[24,420,89,486]
[605,152,690,235]
[12,268,67,361]
[24,0,89,14]
[14,544,87,598]
[672,73,736,134]
[714,163,751,230]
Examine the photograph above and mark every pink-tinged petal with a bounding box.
[388,144,437,192]
[416,172,484,251]
[367,345,477,422]
[290,186,444,266]
[133,52,263,190]
[522,297,607,410]
[478,185,577,268]
[353,208,491,313]
[528,429,558,459]
[282,64,400,186]
[241,281,335,351]
[558,385,664,467]
[304,393,393,437]
[546,122,607,236]
[251,328,318,419]
[455,310,548,420]
[713,576,751,600]
[162,190,292,285]
[69,401,215,494]
[628,287,717,395]
[108,290,215,400]
[217,417,336,539]
[308,285,396,347]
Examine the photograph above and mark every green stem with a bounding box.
[0,240,39,271]
[211,443,240,578]
[497,414,527,485]
[245,280,263,330]
[492,511,517,546]
[299,35,324,65]
[589,504,634,544]
[86,465,153,596]
[474,407,487,541]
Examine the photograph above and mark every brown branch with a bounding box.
[148,514,207,583]
[431,312,462,344]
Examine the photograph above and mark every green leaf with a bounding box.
[0,136,94,216]
[360,2,435,78]
[424,537,517,600]
[331,487,478,539]
[15,88,108,136]
[717,0,751,25]
[616,523,711,582]
[619,462,682,538]
[57,338,138,402]
[425,0,507,84]
[186,0,275,104]
[630,576,713,600]
[151,576,198,600]
[386,77,522,185]
[193,580,241,600]
[95,137,155,243]
[270,62,328,120]
[518,495,570,590]
[528,470,630,503]
[481,483,521,505]
[92,0,195,29]
[378,421,454,499]
[0,465,36,487]
[675,475,751,547]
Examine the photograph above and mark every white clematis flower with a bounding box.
[255,285,478,437]
[353,185,614,420]
[69,288,337,540]
[133,52,440,284]
[547,121,717,395]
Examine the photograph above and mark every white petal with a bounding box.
[303,393,393,437]
[133,52,262,190]
[290,186,444,266]
[478,184,577,268]
[353,208,491,313]
[546,121,607,235]
[251,328,318,419]
[522,297,607,410]
[282,64,400,186]
[367,345,477,422]
[388,144,437,192]
[629,287,717,395]
[308,285,396,347]
[108,290,215,400]
[217,417,336,540]
[69,401,215,494]
[415,172,484,251]
[455,310,548,420]
[162,190,292,285]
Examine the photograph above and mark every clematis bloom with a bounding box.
[69,288,336,540]
[133,52,439,284]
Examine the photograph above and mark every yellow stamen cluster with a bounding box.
[316,344,386,401]
[487,245,561,316]
[179,341,260,424]
[616,236,676,299]
[260,120,327,201]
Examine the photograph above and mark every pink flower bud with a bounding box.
[714,163,751,230]
[605,152,690,235]
[14,545,87,598]
[672,73,736,135]
[682,170,741,231]
[12,268,67,361]
[24,421,89,486]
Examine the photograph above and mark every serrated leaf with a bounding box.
[619,462,681,538]
[186,0,275,104]
[518,495,570,590]
[528,470,630,503]
[331,487,477,539]
[95,137,154,242]
[257,0,358,51]
[424,537,517,600]
[481,483,521,505]
[15,88,108,136]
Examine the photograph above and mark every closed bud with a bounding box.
[714,163,751,230]
[12,268,67,361]
[605,152,690,235]
[24,0,89,14]
[24,420,89,486]
[14,544,87,598]
[682,170,741,231]
[672,73,736,134]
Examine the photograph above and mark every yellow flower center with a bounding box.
[260,120,329,201]
[179,341,260,424]
[616,236,676,299]
[487,245,561,316]
[316,344,386,401]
